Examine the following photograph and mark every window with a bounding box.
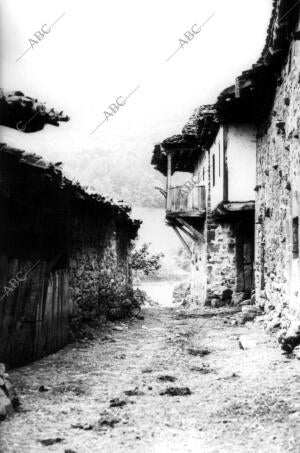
[293,217,299,259]
[218,143,221,177]
[212,154,216,187]
[203,167,205,182]
[288,46,293,73]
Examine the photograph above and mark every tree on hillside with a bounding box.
[131,243,164,275]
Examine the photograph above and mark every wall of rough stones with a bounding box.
[206,219,237,303]
[255,23,300,328]
[190,225,207,305]
[0,364,17,421]
[0,208,135,417]
[189,136,255,306]
[68,213,133,324]
[190,148,244,306]
[190,214,254,307]
[190,217,239,306]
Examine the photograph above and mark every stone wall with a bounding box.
[206,219,237,302]
[190,223,207,305]
[0,145,140,365]
[255,20,300,328]
[68,212,134,327]
[190,217,242,306]
[189,213,254,307]
[189,146,254,306]
[0,364,17,421]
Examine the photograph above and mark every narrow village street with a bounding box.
[1,305,300,453]
[1,2,300,453]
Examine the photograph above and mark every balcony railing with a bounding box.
[167,185,206,216]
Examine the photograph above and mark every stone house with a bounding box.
[0,143,140,367]
[253,0,300,331]
[153,0,300,338]
[0,89,140,420]
[152,104,257,306]
[214,0,300,338]
[0,90,71,419]
[0,90,140,369]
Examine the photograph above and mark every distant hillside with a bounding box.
[70,146,166,208]
[1,126,166,209]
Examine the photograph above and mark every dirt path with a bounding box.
[1,306,300,453]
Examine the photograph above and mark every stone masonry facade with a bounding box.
[190,156,245,306]
[0,147,139,420]
[68,213,133,323]
[255,15,300,328]
[190,225,207,305]
[190,220,238,306]
[206,220,237,302]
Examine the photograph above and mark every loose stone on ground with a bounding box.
[0,307,300,452]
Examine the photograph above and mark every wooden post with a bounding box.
[235,77,240,98]
[223,125,229,202]
[166,151,172,211]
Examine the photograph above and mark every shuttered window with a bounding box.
[218,143,221,176]
[293,217,299,259]
[212,154,216,187]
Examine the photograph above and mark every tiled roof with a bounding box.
[182,105,218,137]
[152,0,300,175]
[259,0,300,66]
[0,143,140,235]
[217,0,300,118]
[0,90,70,132]
[151,106,219,175]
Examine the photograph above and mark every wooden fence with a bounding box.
[0,257,70,366]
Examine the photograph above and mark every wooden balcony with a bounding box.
[166,185,206,217]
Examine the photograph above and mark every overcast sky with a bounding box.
[1,0,271,171]
[0,0,272,255]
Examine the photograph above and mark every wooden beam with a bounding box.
[172,218,199,242]
[167,218,197,242]
[166,151,172,211]
[175,221,198,243]
[176,218,205,243]
[171,226,192,256]
[223,201,255,212]
[166,210,206,218]
[155,187,167,199]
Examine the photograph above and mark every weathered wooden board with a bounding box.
[167,185,206,215]
[0,256,70,366]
